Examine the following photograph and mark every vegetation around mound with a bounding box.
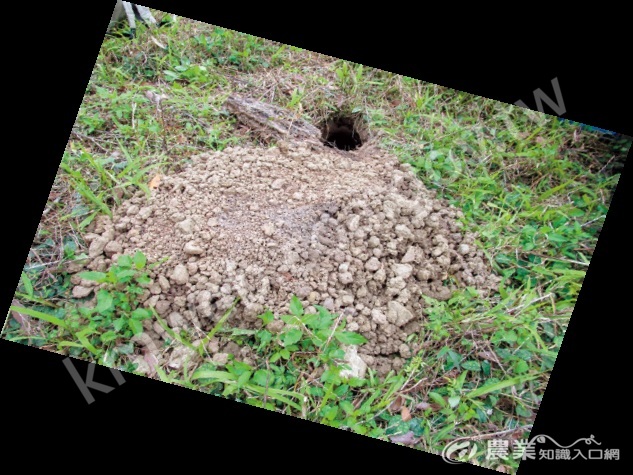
[4,12,629,473]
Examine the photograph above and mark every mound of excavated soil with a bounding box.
[72,143,499,375]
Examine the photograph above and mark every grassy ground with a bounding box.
[3,12,629,472]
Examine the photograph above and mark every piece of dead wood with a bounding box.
[225,94,322,146]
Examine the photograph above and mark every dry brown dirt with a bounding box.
[70,142,500,375]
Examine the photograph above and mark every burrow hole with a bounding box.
[319,114,367,151]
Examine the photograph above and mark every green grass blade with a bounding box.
[9,305,68,330]
[467,373,540,399]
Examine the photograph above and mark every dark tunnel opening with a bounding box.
[320,115,365,151]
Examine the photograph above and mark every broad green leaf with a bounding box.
[301,313,319,327]
[133,251,147,269]
[339,400,355,415]
[280,314,301,325]
[259,310,274,325]
[100,330,118,343]
[446,350,462,369]
[330,348,346,359]
[237,371,252,387]
[347,377,366,387]
[334,331,368,345]
[78,306,94,317]
[128,318,143,336]
[515,349,533,361]
[461,360,482,372]
[131,308,152,320]
[321,368,341,385]
[256,329,272,350]
[78,271,107,282]
[95,290,114,313]
[252,369,271,386]
[113,317,127,332]
[516,404,532,417]
[114,269,136,281]
[448,396,461,408]
[117,255,133,268]
[482,360,491,376]
[427,391,446,408]
[313,305,330,317]
[503,330,518,343]
[228,360,253,375]
[324,404,339,420]
[514,360,529,374]
[495,254,514,265]
[282,328,303,346]
[289,295,303,316]
[163,70,181,81]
